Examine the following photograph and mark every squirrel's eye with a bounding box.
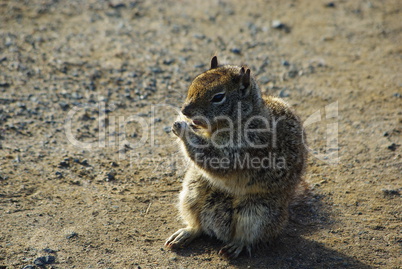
[211,93,226,104]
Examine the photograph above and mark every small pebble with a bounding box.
[88,81,96,91]
[55,171,63,178]
[71,92,83,99]
[22,266,36,269]
[387,143,399,151]
[34,256,55,266]
[382,189,400,197]
[0,82,10,88]
[193,33,206,40]
[230,48,241,54]
[149,67,163,74]
[325,2,335,8]
[288,69,298,78]
[163,59,175,65]
[59,102,70,111]
[281,60,290,66]
[279,89,290,98]
[43,248,57,253]
[106,169,116,181]
[163,126,172,133]
[66,231,78,239]
[372,225,385,230]
[271,20,290,33]
[108,1,126,9]
[17,102,26,109]
[110,161,119,167]
[272,20,284,29]
[383,131,389,137]
[58,161,69,168]
[393,93,401,98]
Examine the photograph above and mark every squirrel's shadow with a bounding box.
[171,193,373,268]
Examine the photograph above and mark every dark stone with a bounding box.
[193,33,206,40]
[382,189,400,197]
[71,92,83,99]
[279,89,290,98]
[149,67,163,74]
[230,48,241,54]
[58,161,69,168]
[34,256,56,266]
[387,143,399,151]
[106,170,116,181]
[372,225,385,231]
[0,82,10,88]
[66,231,78,239]
[59,102,70,111]
[108,2,126,9]
[272,20,291,32]
[288,69,298,78]
[88,81,96,91]
[80,113,93,121]
[163,59,175,65]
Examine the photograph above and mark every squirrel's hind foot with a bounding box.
[218,242,252,259]
[165,227,201,249]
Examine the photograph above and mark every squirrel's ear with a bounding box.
[210,56,218,69]
[240,68,251,96]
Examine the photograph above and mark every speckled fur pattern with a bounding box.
[165,57,307,258]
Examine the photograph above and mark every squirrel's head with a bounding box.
[181,56,261,130]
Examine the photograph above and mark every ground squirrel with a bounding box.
[165,56,307,258]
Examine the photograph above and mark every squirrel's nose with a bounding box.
[181,104,193,118]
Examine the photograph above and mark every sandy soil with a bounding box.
[0,0,401,268]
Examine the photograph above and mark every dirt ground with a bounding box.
[0,0,401,268]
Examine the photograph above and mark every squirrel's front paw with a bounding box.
[172,121,188,138]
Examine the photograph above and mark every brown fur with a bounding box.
[165,56,308,258]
